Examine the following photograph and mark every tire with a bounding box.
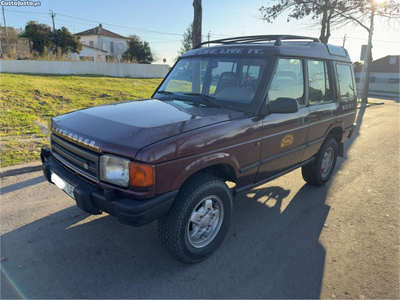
[302,137,338,186]
[158,173,233,263]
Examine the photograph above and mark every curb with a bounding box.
[0,161,42,177]
[357,102,385,109]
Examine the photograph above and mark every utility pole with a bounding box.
[192,0,202,93]
[49,10,56,31]
[342,33,347,48]
[192,0,202,48]
[2,6,8,37]
[207,31,211,47]
[362,4,375,104]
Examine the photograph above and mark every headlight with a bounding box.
[100,155,155,188]
[100,155,130,187]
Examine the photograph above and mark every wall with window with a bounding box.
[355,72,400,94]
[77,35,128,59]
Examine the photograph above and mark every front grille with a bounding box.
[50,133,100,182]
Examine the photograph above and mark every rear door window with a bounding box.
[241,64,261,85]
[336,64,355,100]
[268,58,305,105]
[308,60,332,105]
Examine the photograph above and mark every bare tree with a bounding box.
[259,0,348,44]
[331,0,400,103]
[259,0,400,44]
[192,0,202,47]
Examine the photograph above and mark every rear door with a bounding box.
[255,57,310,182]
[335,63,357,132]
[303,59,338,160]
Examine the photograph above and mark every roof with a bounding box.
[82,44,108,53]
[182,35,352,63]
[354,55,400,73]
[75,24,127,39]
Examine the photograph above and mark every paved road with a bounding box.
[1,99,399,299]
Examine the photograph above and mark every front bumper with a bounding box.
[41,149,178,227]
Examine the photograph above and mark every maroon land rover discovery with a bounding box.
[41,35,357,263]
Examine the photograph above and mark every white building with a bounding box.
[74,24,128,61]
[355,55,400,94]
[70,44,108,62]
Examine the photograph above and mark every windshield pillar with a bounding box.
[192,62,201,93]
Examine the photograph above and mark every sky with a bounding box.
[2,0,400,65]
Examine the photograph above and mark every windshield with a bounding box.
[156,56,268,111]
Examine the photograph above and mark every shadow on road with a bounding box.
[0,176,46,195]
[0,108,368,299]
[1,183,332,299]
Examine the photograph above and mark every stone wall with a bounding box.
[0,37,31,58]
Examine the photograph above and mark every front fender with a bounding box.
[170,152,240,191]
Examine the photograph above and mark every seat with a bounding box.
[214,72,238,95]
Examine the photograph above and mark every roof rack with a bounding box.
[194,35,320,49]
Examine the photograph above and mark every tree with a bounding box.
[21,21,53,54]
[259,0,399,44]
[21,21,82,56]
[353,61,364,68]
[178,23,193,56]
[192,0,202,47]
[51,27,82,55]
[259,0,350,44]
[330,0,400,103]
[123,35,154,64]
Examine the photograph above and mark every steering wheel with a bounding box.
[239,84,255,89]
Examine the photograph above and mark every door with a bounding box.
[303,59,338,160]
[255,58,310,182]
[335,63,357,131]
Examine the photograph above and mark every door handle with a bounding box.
[330,110,337,116]
[301,117,308,124]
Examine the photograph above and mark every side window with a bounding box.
[308,60,332,105]
[337,64,355,100]
[241,64,261,85]
[268,58,304,105]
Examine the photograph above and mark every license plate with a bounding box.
[50,170,75,200]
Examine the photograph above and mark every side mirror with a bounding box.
[268,97,299,114]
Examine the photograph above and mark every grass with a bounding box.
[0,73,162,167]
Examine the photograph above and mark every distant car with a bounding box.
[41,35,357,263]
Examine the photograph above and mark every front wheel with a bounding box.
[158,173,233,263]
[302,137,338,186]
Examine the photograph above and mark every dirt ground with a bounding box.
[1,98,399,299]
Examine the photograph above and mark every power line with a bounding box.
[5,8,182,36]
[8,8,397,44]
[56,13,183,36]
[5,8,234,39]
[330,36,400,43]
[150,39,182,44]
[3,8,48,15]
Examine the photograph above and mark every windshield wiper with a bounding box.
[156,90,174,95]
[183,93,222,108]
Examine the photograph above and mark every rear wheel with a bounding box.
[302,137,338,186]
[158,173,232,263]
